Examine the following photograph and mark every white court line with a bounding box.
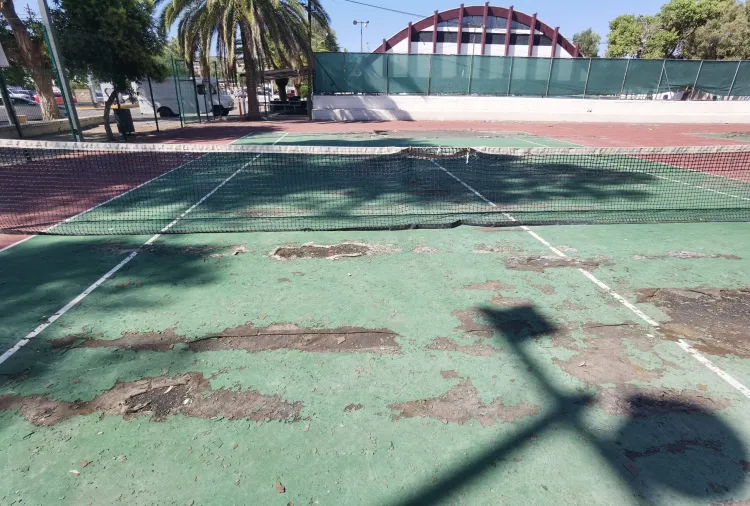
[518,137,555,148]
[428,157,750,400]
[0,147,218,255]
[0,132,289,366]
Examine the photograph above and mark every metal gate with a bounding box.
[171,58,200,126]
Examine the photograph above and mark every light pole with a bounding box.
[353,20,369,53]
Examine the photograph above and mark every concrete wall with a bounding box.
[313,95,750,123]
[0,115,106,139]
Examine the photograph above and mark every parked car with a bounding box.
[33,86,77,105]
[8,87,34,100]
[0,96,68,122]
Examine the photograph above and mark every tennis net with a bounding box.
[1,139,749,235]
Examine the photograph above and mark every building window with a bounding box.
[511,20,530,30]
[437,18,459,28]
[462,15,484,28]
[534,34,553,46]
[509,34,529,45]
[484,33,506,45]
[412,31,434,43]
[485,16,507,29]
[436,31,458,43]
[461,32,482,44]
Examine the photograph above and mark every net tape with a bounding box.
[1,139,749,235]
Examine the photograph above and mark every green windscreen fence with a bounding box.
[547,58,589,97]
[313,53,750,98]
[469,56,511,95]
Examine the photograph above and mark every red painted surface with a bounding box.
[432,11,439,54]
[407,22,412,54]
[504,5,513,57]
[551,27,559,58]
[528,13,537,57]
[374,5,579,57]
[574,43,580,58]
[480,2,489,56]
[456,4,464,55]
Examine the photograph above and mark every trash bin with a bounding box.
[114,108,135,136]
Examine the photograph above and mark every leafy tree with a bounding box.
[690,0,750,58]
[159,0,332,119]
[0,2,60,119]
[572,28,601,57]
[606,14,664,57]
[54,0,167,140]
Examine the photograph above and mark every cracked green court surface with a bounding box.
[1,223,750,505]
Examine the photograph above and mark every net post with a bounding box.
[507,56,514,96]
[0,69,23,139]
[619,59,630,97]
[544,57,554,97]
[385,53,389,95]
[655,59,665,97]
[172,58,185,128]
[467,53,475,95]
[690,60,703,100]
[427,54,433,95]
[727,60,742,98]
[582,58,592,99]
[307,0,313,121]
[147,76,159,132]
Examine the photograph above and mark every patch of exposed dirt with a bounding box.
[50,324,401,355]
[490,294,533,308]
[711,500,750,506]
[529,282,556,295]
[0,373,302,425]
[189,324,401,354]
[553,323,662,387]
[452,309,494,339]
[462,281,515,291]
[427,337,502,356]
[50,329,182,352]
[271,242,400,260]
[413,244,438,254]
[344,403,364,412]
[585,386,732,417]
[562,300,586,310]
[635,288,750,358]
[389,378,540,426]
[504,255,610,272]
[473,244,517,254]
[633,251,741,260]
[440,370,459,379]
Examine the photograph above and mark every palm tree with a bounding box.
[159,0,330,120]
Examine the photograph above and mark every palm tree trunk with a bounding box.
[240,22,261,120]
[0,0,60,121]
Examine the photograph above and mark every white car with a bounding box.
[0,96,67,122]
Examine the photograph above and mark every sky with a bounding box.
[13,0,666,56]
[325,0,666,54]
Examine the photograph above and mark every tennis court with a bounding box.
[1,129,750,505]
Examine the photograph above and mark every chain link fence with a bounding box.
[315,53,750,100]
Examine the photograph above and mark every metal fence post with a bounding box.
[727,60,742,98]
[172,59,185,128]
[619,59,631,97]
[467,53,475,95]
[190,63,202,123]
[147,76,159,132]
[507,56,514,96]
[690,61,704,100]
[655,60,665,96]
[426,54,433,95]
[385,53,389,95]
[582,58,592,99]
[544,58,554,97]
[0,69,23,138]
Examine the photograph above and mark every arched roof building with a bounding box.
[374,4,580,58]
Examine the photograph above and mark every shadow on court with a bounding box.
[390,305,748,505]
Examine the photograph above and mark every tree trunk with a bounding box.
[275,78,290,102]
[0,0,60,121]
[239,22,261,120]
[103,89,118,141]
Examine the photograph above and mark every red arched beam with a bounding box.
[551,26,559,57]
[527,12,537,57]
[456,4,465,54]
[374,4,579,57]
[432,11,439,53]
[480,2,489,55]
[407,22,413,54]
[504,5,513,56]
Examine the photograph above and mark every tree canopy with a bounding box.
[606,0,750,59]
[572,28,602,57]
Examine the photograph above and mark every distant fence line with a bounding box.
[314,53,750,99]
